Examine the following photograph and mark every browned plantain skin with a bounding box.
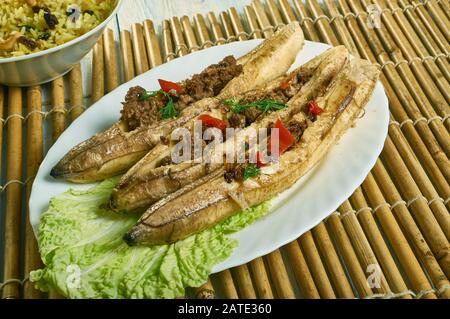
[124,58,380,245]
[111,46,349,212]
[51,22,305,183]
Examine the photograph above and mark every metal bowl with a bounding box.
[0,0,122,87]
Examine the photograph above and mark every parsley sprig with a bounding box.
[243,164,261,180]
[138,89,179,120]
[224,99,287,114]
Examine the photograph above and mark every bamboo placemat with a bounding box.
[1,0,449,299]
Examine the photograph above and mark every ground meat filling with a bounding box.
[226,70,313,128]
[120,56,242,130]
[121,86,168,130]
[181,55,243,105]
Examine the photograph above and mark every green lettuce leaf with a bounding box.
[30,178,270,299]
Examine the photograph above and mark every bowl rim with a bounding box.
[0,0,123,64]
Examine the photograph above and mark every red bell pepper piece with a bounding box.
[158,79,183,94]
[307,100,324,116]
[198,114,227,130]
[269,118,295,155]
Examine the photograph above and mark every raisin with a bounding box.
[18,36,38,50]
[44,12,59,29]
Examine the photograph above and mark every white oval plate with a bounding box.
[30,40,389,273]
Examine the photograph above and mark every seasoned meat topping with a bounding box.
[182,55,242,103]
[228,113,246,128]
[120,86,168,130]
[286,120,308,142]
[120,56,242,130]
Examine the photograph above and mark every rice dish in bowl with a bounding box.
[0,0,116,58]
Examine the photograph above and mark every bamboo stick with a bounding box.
[193,279,215,299]
[410,0,450,52]
[251,0,275,37]
[298,232,336,298]
[120,30,136,81]
[68,64,84,121]
[381,137,450,275]
[292,0,321,42]
[232,265,257,299]
[91,37,104,102]
[248,257,274,299]
[338,201,391,296]
[372,1,450,184]
[131,23,149,74]
[180,16,199,53]
[219,11,235,40]
[103,29,119,92]
[228,7,248,41]
[193,14,213,48]
[278,0,297,23]
[349,188,411,298]
[311,223,354,298]
[2,87,23,299]
[265,250,295,299]
[362,168,439,299]
[348,0,450,154]
[266,0,284,26]
[143,20,163,68]
[327,214,373,298]
[323,0,361,55]
[162,20,175,61]
[217,270,239,299]
[51,77,65,141]
[23,86,44,299]
[305,0,340,45]
[371,159,450,298]
[339,0,450,292]
[244,6,263,39]
[344,0,450,233]
[170,17,188,57]
[335,0,450,198]
[358,1,450,154]
[284,241,320,299]
[396,0,450,82]
[439,0,450,19]
[207,12,226,45]
[374,0,450,104]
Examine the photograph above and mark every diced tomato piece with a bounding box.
[269,118,295,155]
[158,79,183,94]
[198,114,227,130]
[280,73,295,90]
[308,100,324,116]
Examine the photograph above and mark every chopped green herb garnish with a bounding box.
[138,89,162,101]
[224,99,287,114]
[19,24,34,32]
[138,89,178,120]
[160,97,178,120]
[243,164,261,180]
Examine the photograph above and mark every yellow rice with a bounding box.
[0,0,115,57]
